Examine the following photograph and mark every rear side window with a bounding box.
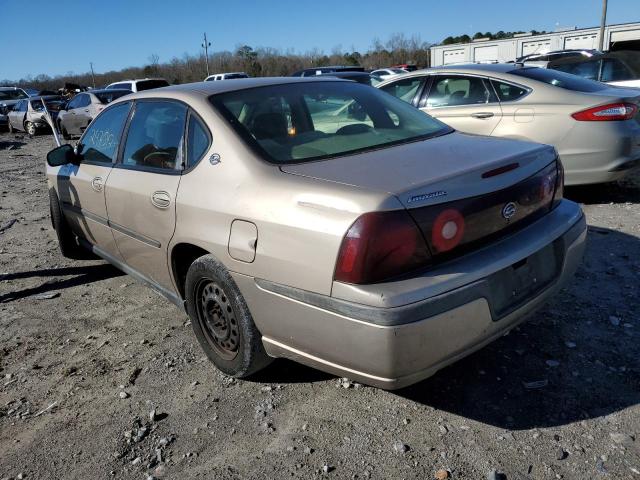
[600,59,634,82]
[94,90,130,104]
[379,76,424,104]
[426,75,497,107]
[186,114,210,166]
[78,102,131,164]
[122,101,187,170]
[491,80,529,102]
[136,79,170,91]
[109,83,131,90]
[551,60,599,81]
[510,67,606,92]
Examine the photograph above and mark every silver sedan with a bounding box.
[377,64,640,185]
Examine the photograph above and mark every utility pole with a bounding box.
[598,0,608,51]
[202,33,212,77]
[89,62,96,88]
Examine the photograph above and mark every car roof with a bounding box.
[28,95,62,101]
[88,88,131,94]
[109,78,167,84]
[115,77,348,102]
[420,63,520,74]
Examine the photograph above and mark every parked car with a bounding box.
[0,87,29,129]
[318,71,384,86]
[393,63,418,72]
[527,50,640,88]
[7,96,65,135]
[371,68,408,80]
[57,89,131,139]
[45,77,586,389]
[106,78,168,92]
[515,49,600,63]
[291,65,365,77]
[377,64,640,185]
[205,72,249,81]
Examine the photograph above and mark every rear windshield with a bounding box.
[136,79,169,91]
[509,67,607,92]
[94,90,130,104]
[210,81,451,164]
[0,89,28,101]
[225,74,248,80]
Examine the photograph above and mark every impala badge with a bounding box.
[502,202,517,220]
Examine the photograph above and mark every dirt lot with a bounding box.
[0,131,638,480]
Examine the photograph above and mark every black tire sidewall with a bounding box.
[185,254,270,378]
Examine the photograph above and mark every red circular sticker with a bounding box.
[432,209,465,252]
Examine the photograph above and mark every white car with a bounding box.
[370,68,407,80]
[106,78,169,92]
[204,72,249,81]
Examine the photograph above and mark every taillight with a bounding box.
[334,210,431,284]
[552,159,564,209]
[571,103,638,121]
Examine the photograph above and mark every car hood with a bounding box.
[280,132,557,208]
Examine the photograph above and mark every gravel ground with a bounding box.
[0,131,639,480]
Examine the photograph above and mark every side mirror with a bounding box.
[47,144,80,167]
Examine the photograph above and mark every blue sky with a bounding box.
[0,0,637,80]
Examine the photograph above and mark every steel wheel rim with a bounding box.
[195,279,239,360]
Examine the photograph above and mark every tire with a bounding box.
[25,121,36,136]
[48,189,95,260]
[7,121,13,133]
[58,121,70,140]
[185,254,272,378]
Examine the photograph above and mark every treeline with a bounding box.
[442,30,549,45]
[2,34,432,91]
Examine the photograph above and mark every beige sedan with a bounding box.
[377,64,640,185]
[45,78,586,389]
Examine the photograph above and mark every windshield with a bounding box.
[0,89,28,101]
[94,90,130,104]
[225,73,248,79]
[210,81,451,164]
[509,67,607,92]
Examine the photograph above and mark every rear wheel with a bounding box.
[48,189,94,260]
[185,254,272,378]
[25,121,36,136]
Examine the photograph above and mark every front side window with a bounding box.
[122,101,187,170]
[510,66,606,92]
[427,75,496,108]
[109,83,132,91]
[78,102,131,164]
[379,76,424,104]
[211,81,450,164]
[551,60,599,81]
[186,114,210,166]
[491,80,529,102]
[94,90,130,104]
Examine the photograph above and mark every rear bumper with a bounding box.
[234,200,586,389]
[559,119,640,185]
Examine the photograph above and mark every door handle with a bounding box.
[84,109,89,113]
[151,191,171,209]
[91,176,104,192]
[471,112,494,119]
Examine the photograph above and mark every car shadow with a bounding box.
[0,141,26,151]
[0,263,124,303]
[394,226,639,430]
[250,358,335,385]
[564,171,640,205]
